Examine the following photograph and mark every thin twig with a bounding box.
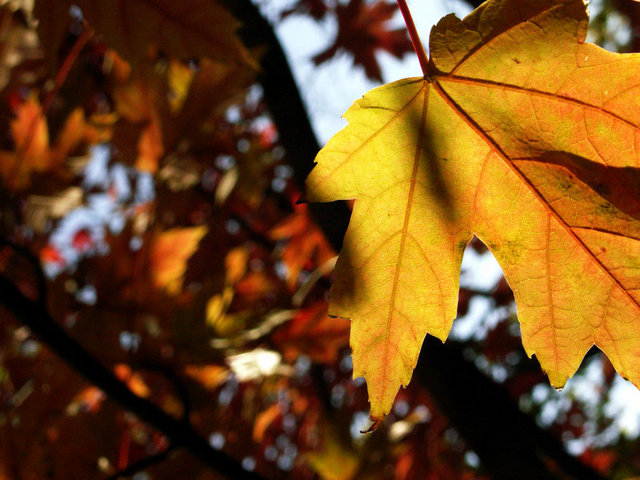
[104,445,174,480]
[42,21,95,112]
[292,256,336,307]
[210,309,296,349]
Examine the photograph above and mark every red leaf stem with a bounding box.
[396,0,428,77]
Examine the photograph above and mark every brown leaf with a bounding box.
[271,204,335,289]
[273,302,350,363]
[34,0,256,71]
[0,95,49,189]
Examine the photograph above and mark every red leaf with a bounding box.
[281,0,329,20]
[313,0,413,82]
[272,302,350,363]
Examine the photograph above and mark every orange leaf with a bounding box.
[113,81,152,124]
[271,204,335,289]
[149,226,207,295]
[234,271,277,302]
[184,365,229,390]
[40,244,64,266]
[306,0,640,424]
[50,107,87,166]
[273,302,350,363]
[224,246,249,285]
[114,364,150,398]
[104,49,132,82]
[252,403,281,443]
[69,386,105,414]
[0,96,50,189]
[136,112,164,173]
[13,96,49,167]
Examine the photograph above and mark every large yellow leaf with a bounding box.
[306,0,640,425]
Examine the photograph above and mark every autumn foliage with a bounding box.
[0,0,639,480]
[308,0,640,426]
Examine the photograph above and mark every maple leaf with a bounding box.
[0,101,90,190]
[306,0,640,426]
[272,302,350,363]
[313,0,414,82]
[149,226,207,295]
[0,95,49,189]
[270,204,335,289]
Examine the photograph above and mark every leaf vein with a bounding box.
[432,79,640,337]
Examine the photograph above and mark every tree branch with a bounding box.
[463,0,485,8]
[611,0,640,52]
[0,273,270,480]
[218,0,351,252]
[416,337,606,480]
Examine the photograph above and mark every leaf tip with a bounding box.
[361,416,384,434]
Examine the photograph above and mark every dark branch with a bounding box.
[218,0,351,252]
[417,337,606,480]
[134,361,193,426]
[611,0,640,52]
[0,238,47,306]
[0,274,270,480]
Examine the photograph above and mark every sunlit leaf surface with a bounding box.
[307,0,640,425]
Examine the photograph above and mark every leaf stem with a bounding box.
[42,21,95,112]
[397,0,429,78]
